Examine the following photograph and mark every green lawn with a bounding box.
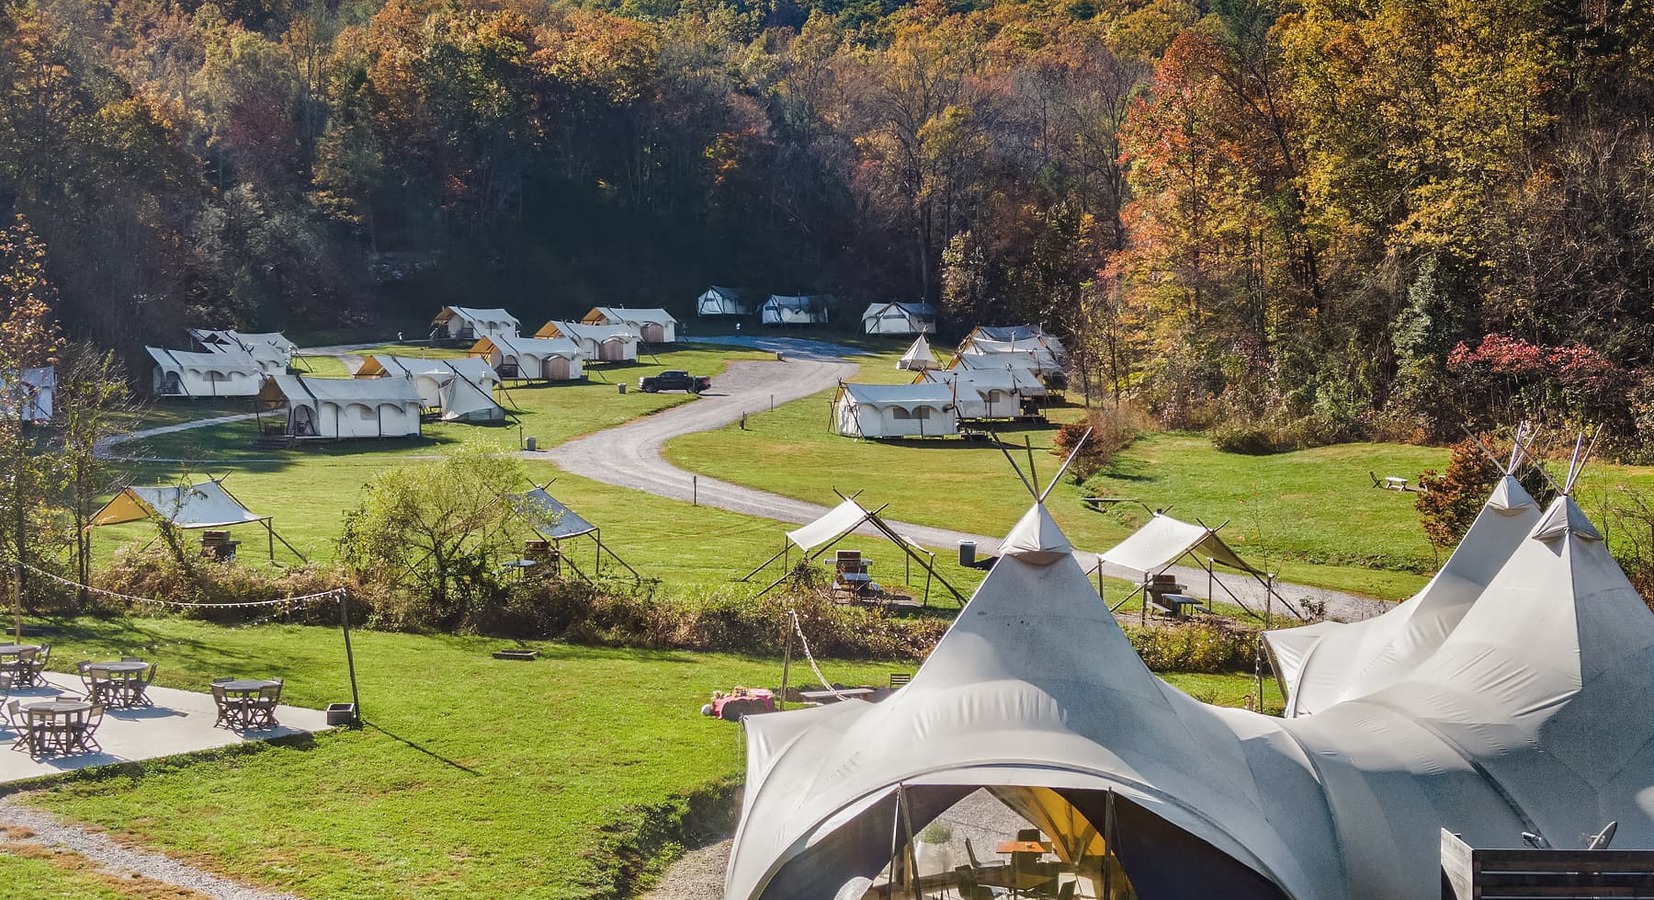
[8,617,1268,898]
[0,845,187,899]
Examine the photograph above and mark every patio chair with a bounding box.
[211,683,244,729]
[73,704,103,753]
[24,644,50,688]
[76,661,104,701]
[9,648,37,688]
[246,681,283,729]
[5,700,23,748]
[128,663,157,707]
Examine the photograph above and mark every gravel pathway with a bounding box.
[0,799,300,899]
[641,840,731,900]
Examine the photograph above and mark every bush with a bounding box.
[1123,621,1259,673]
[1052,402,1146,481]
[1210,413,1334,455]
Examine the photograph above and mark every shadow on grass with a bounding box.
[364,721,480,776]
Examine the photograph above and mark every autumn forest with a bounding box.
[3,0,1653,447]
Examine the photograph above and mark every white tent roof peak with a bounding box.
[1000,503,1071,565]
[1487,474,1537,514]
[1534,495,1603,543]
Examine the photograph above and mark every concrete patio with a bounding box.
[0,672,334,784]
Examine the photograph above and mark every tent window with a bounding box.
[891,407,914,420]
[349,404,375,421]
[914,406,936,420]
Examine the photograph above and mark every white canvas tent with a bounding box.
[431,306,519,343]
[535,321,639,362]
[946,351,1043,375]
[917,368,1043,419]
[739,496,963,604]
[1094,513,1294,622]
[698,285,751,316]
[469,334,585,381]
[1264,475,1540,717]
[762,295,828,326]
[833,383,958,439]
[896,336,937,371]
[148,347,265,397]
[257,375,422,440]
[861,302,937,335]
[1,367,53,423]
[728,491,1654,899]
[510,487,641,583]
[582,307,678,343]
[91,480,303,561]
[189,330,295,372]
[355,355,505,421]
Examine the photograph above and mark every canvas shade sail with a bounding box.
[1099,514,1258,576]
[1264,475,1541,717]
[513,489,597,539]
[783,498,928,555]
[93,482,263,529]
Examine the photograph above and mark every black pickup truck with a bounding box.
[638,370,711,394]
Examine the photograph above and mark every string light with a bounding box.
[13,561,344,610]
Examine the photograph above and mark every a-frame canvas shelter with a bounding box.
[1093,513,1297,623]
[739,497,963,604]
[896,335,937,371]
[510,487,641,584]
[90,479,304,562]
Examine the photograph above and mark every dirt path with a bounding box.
[549,340,1387,623]
[0,799,300,900]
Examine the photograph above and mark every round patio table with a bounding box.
[24,700,93,756]
[220,679,279,693]
[90,661,149,675]
[0,645,39,656]
[26,700,90,715]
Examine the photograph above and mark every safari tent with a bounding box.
[1,367,54,423]
[91,479,303,562]
[510,487,641,583]
[957,325,1067,374]
[363,354,506,402]
[861,302,937,335]
[469,334,585,381]
[697,285,751,316]
[896,335,938,371]
[535,321,639,362]
[581,307,678,343]
[727,484,1654,900]
[833,382,958,439]
[431,306,520,344]
[148,347,266,397]
[190,329,295,372]
[256,374,423,440]
[917,368,1044,419]
[761,295,829,326]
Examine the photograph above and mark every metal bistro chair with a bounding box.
[76,661,110,704]
[127,663,157,707]
[72,704,103,754]
[22,644,49,688]
[5,700,23,749]
[7,648,36,689]
[245,680,283,730]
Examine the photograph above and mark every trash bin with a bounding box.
[958,541,976,567]
[618,382,627,394]
[326,703,357,727]
[525,436,538,451]
[776,351,786,362]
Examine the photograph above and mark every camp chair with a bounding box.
[73,704,103,753]
[246,680,283,729]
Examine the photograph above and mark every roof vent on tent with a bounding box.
[1487,475,1536,515]
[1001,503,1072,565]
[1534,497,1603,543]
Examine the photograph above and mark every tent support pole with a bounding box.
[739,545,789,583]
[267,520,274,562]
[1103,790,1116,900]
[341,590,361,725]
[779,612,792,711]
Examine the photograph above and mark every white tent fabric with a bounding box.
[896,336,937,371]
[762,295,828,326]
[536,321,639,362]
[190,330,293,371]
[785,499,875,553]
[148,347,265,397]
[1265,475,1541,717]
[357,355,501,408]
[948,351,1043,375]
[260,375,423,439]
[861,302,936,335]
[698,286,751,316]
[1099,514,1258,576]
[727,504,1342,900]
[833,383,958,439]
[93,481,263,529]
[438,375,505,422]
[583,307,678,343]
[432,306,519,341]
[918,368,1043,419]
[729,492,1654,900]
[513,488,598,539]
[1,366,53,423]
[471,335,585,380]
